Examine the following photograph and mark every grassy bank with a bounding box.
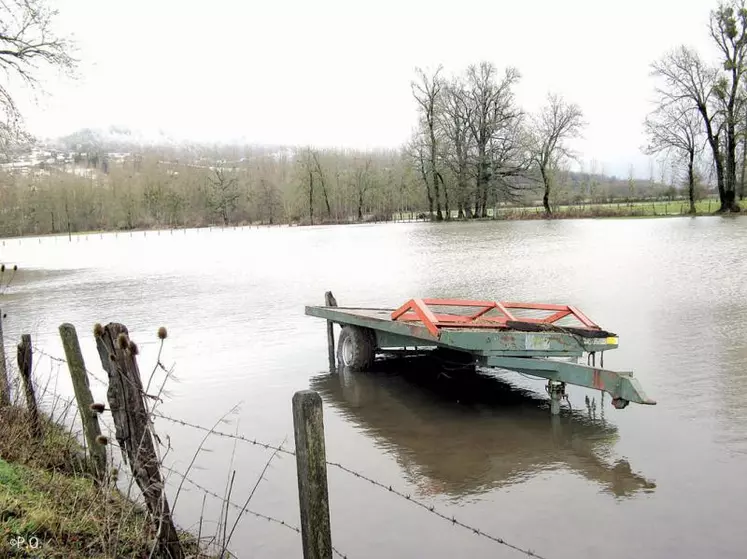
[392,198,747,221]
[1,198,745,242]
[0,406,208,558]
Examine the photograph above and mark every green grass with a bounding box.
[393,198,747,222]
[0,406,211,558]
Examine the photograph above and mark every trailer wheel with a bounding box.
[611,397,629,409]
[337,326,376,370]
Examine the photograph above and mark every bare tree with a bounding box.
[464,62,523,217]
[296,149,316,224]
[652,47,723,209]
[257,177,282,224]
[206,167,240,225]
[353,158,373,221]
[709,0,747,211]
[310,150,333,218]
[412,66,446,220]
[407,132,435,218]
[529,93,585,214]
[652,2,747,213]
[644,101,704,213]
[439,78,473,218]
[0,0,76,152]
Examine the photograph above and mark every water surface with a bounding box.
[1,217,746,558]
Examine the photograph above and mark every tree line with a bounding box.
[0,146,690,237]
[0,149,421,236]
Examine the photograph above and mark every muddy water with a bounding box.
[1,217,746,559]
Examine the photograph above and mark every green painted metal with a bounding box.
[306,306,436,342]
[305,306,618,356]
[483,356,656,406]
[305,305,655,407]
[374,330,428,349]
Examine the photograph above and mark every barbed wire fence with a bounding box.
[4,325,548,559]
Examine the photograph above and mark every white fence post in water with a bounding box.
[292,390,333,559]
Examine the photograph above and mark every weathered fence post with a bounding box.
[324,291,338,373]
[0,308,10,407]
[17,334,41,438]
[292,390,332,559]
[94,323,184,559]
[59,323,107,482]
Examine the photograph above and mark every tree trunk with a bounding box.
[418,157,435,219]
[320,181,332,218]
[541,167,552,215]
[701,109,726,211]
[308,170,314,225]
[428,113,443,221]
[480,181,489,218]
[740,132,747,201]
[433,174,443,221]
[724,119,740,212]
[688,151,696,215]
[437,172,450,220]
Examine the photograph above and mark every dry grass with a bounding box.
[0,406,212,558]
[0,406,91,477]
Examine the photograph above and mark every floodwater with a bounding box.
[1,217,746,559]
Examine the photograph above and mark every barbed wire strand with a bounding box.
[152,412,545,558]
[161,465,349,559]
[34,347,110,387]
[29,350,543,557]
[23,388,342,558]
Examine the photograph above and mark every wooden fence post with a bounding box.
[59,323,107,482]
[17,334,41,438]
[94,323,184,559]
[0,308,10,407]
[292,390,332,559]
[324,291,338,373]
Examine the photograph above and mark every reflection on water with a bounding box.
[3,219,746,559]
[312,355,655,500]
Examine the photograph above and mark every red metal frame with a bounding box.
[391,298,600,337]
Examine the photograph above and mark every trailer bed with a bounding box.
[305,296,656,412]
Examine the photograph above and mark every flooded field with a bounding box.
[1,217,746,558]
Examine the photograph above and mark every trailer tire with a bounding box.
[337,326,376,370]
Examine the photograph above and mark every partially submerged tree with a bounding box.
[412,66,447,220]
[644,101,704,213]
[529,93,585,214]
[439,78,473,218]
[0,0,76,152]
[464,62,524,217]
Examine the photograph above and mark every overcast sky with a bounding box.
[19,0,722,178]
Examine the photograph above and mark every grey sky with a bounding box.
[21,0,720,178]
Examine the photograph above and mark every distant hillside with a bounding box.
[44,127,291,161]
